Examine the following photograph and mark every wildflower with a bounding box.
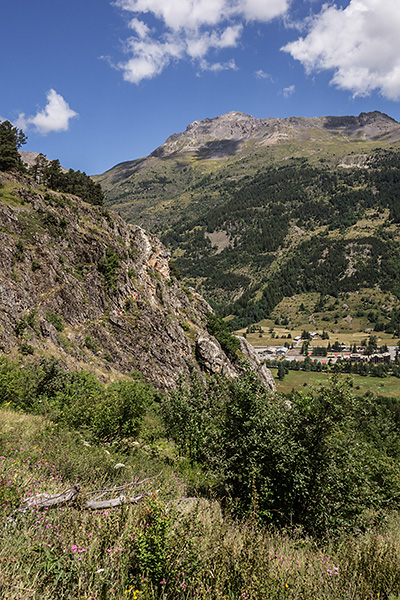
[160,579,166,585]
[71,545,78,552]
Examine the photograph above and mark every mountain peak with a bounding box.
[150,110,400,160]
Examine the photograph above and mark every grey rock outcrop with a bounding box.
[0,171,275,392]
[196,334,238,379]
[237,336,276,392]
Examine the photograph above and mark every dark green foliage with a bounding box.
[31,259,41,271]
[0,357,152,442]
[30,157,104,205]
[98,246,121,291]
[15,240,25,261]
[206,312,240,360]
[45,311,64,332]
[19,342,34,355]
[168,259,181,280]
[84,335,99,353]
[163,370,400,535]
[159,151,400,326]
[0,120,27,172]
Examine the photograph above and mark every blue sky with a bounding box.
[2,0,400,174]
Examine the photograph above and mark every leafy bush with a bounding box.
[98,246,121,292]
[0,357,152,442]
[206,312,240,361]
[45,310,64,332]
[163,370,400,535]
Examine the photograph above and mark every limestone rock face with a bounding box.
[196,334,238,379]
[195,334,276,392]
[0,172,275,392]
[237,337,276,392]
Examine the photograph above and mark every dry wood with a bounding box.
[85,493,144,510]
[17,473,161,513]
[20,485,80,510]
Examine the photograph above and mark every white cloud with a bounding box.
[17,90,78,134]
[128,17,151,38]
[255,69,273,80]
[282,0,400,100]
[282,84,295,98]
[199,58,237,72]
[186,25,243,58]
[114,0,290,83]
[238,0,291,22]
[119,35,184,83]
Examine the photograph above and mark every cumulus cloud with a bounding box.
[282,0,400,100]
[17,90,78,134]
[114,0,290,83]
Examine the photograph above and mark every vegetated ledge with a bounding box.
[0,170,275,392]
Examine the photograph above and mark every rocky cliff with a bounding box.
[0,171,275,391]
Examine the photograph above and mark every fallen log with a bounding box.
[85,492,144,510]
[17,473,161,513]
[20,485,80,510]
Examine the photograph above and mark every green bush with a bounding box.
[98,246,121,291]
[0,357,152,442]
[163,370,400,535]
[206,312,240,361]
[45,310,64,332]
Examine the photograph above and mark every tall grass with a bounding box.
[2,408,400,600]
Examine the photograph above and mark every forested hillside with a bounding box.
[99,112,400,328]
[163,150,400,327]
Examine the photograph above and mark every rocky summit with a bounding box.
[151,110,400,159]
[0,171,275,391]
[97,110,400,235]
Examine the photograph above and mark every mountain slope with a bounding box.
[98,111,400,233]
[0,170,275,389]
[98,111,400,327]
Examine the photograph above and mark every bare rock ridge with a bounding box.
[0,171,275,392]
[150,110,400,159]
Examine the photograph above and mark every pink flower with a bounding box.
[71,545,78,552]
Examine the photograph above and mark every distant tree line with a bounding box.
[29,154,104,206]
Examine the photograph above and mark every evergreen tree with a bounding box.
[0,120,27,172]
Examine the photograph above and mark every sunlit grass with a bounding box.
[2,406,400,599]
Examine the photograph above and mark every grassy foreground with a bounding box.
[2,408,400,599]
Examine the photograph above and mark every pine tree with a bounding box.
[0,120,27,172]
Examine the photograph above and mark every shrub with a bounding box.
[206,312,240,361]
[45,311,64,332]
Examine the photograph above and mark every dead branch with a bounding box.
[21,485,80,510]
[85,493,144,510]
[86,472,162,496]
[16,473,161,514]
